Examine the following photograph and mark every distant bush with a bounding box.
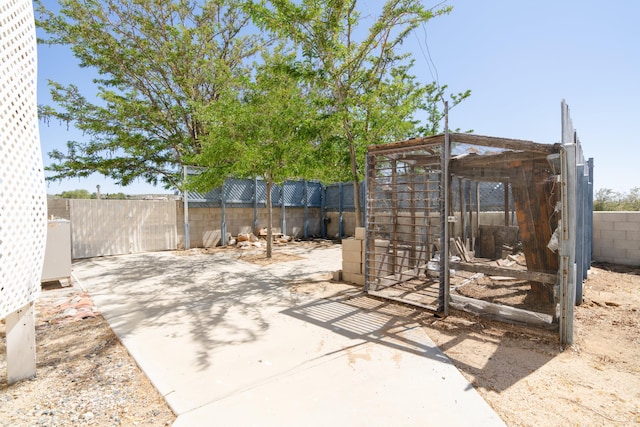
[594,187,640,211]
[56,190,128,200]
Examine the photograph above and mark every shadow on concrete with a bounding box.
[283,290,560,393]
[73,251,299,371]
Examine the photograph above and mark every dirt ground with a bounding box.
[1,248,638,426]
[0,281,176,427]
[423,262,640,426]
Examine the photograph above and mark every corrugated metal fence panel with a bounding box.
[70,200,177,258]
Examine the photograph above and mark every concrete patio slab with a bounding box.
[72,244,505,426]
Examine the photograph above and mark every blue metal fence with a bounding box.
[184,177,524,242]
[187,178,324,208]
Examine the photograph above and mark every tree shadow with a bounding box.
[282,290,561,393]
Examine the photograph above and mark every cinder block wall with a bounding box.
[47,199,71,220]
[176,205,323,248]
[593,212,640,266]
[325,212,358,238]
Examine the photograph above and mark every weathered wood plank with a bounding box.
[452,261,558,284]
[510,159,560,302]
[449,133,560,154]
[449,294,556,328]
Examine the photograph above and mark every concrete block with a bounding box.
[332,270,342,281]
[349,273,365,286]
[614,221,639,232]
[342,261,361,274]
[604,230,627,241]
[594,238,613,251]
[627,231,640,241]
[629,213,640,225]
[342,272,353,283]
[355,227,366,240]
[203,230,221,247]
[614,239,640,251]
[596,212,628,222]
[342,250,363,264]
[342,238,363,253]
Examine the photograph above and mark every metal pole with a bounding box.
[221,180,227,246]
[321,184,327,239]
[439,101,450,316]
[281,182,286,236]
[338,182,344,239]
[304,180,309,239]
[183,165,190,250]
[253,177,259,231]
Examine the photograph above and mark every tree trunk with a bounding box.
[266,179,273,258]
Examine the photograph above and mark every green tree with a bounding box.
[594,187,640,211]
[191,51,319,257]
[248,0,470,226]
[58,189,93,199]
[36,0,262,189]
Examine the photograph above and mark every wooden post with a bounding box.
[6,302,36,384]
[510,160,559,303]
[466,180,473,250]
[458,177,465,242]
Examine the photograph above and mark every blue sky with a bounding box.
[37,0,639,195]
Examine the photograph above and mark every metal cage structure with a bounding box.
[364,102,592,344]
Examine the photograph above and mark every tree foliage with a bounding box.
[191,50,320,256]
[594,187,640,211]
[247,0,470,225]
[36,0,262,189]
[57,189,93,199]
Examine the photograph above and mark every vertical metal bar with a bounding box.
[183,165,190,250]
[458,177,465,241]
[410,166,416,268]
[575,163,585,304]
[253,177,259,231]
[439,101,450,316]
[221,179,227,246]
[281,182,286,236]
[587,158,594,269]
[466,180,473,249]
[425,169,432,261]
[321,183,327,239]
[364,154,375,291]
[391,159,398,275]
[503,181,510,226]
[338,182,344,239]
[304,180,309,239]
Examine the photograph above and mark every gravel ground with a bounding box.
[0,280,175,427]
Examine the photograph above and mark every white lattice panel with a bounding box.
[0,0,47,319]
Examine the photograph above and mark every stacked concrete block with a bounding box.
[342,227,366,285]
[593,212,640,266]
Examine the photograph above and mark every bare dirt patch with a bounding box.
[0,281,175,427]
[237,252,304,265]
[421,262,640,426]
